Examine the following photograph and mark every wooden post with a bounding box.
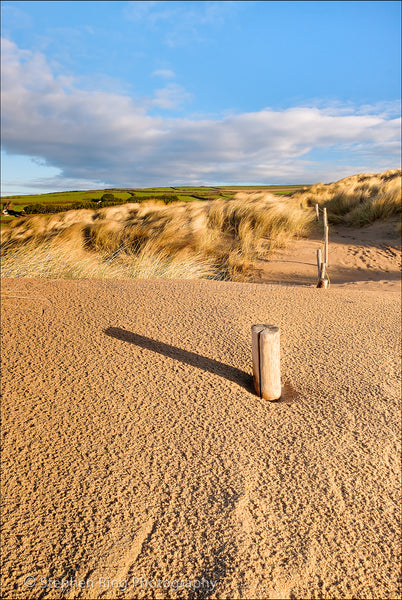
[260,326,281,400]
[316,248,322,278]
[251,324,281,401]
[315,206,328,287]
[315,204,319,221]
[317,261,328,288]
[323,207,328,228]
[324,225,329,266]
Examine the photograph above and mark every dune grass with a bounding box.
[0,239,216,280]
[1,193,314,281]
[292,169,401,226]
[2,170,399,281]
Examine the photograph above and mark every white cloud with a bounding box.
[1,38,400,191]
[151,83,193,109]
[124,0,236,25]
[152,69,176,79]
[123,1,244,46]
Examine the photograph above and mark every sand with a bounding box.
[254,220,401,288]
[1,224,401,599]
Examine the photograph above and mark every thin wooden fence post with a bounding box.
[316,248,322,278]
[317,261,328,288]
[321,207,329,266]
[251,324,281,401]
[316,206,329,287]
[315,204,319,221]
[324,224,329,266]
[323,207,328,228]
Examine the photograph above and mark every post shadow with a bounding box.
[104,326,254,392]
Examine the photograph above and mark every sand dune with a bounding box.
[1,267,401,598]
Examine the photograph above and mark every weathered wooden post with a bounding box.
[323,207,329,266]
[315,203,319,221]
[251,324,281,401]
[317,263,328,289]
[316,248,322,278]
[317,261,328,288]
[315,206,329,287]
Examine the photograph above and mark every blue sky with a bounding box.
[1,0,401,194]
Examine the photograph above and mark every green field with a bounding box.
[0,185,311,223]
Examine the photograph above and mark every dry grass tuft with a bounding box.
[292,169,401,226]
[0,239,215,280]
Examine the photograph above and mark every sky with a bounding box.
[1,0,401,195]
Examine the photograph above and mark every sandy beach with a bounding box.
[2,0,400,595]
[1,237,401,599]
[2,0,400,594]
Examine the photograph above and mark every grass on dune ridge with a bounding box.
[1,169,400,281]
[1,194,313,280]
[293,169,401,225]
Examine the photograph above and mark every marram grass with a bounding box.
[1,169,399,280]
[0,241,216,280]
[292,169,401,225]
[1,193,314,280]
